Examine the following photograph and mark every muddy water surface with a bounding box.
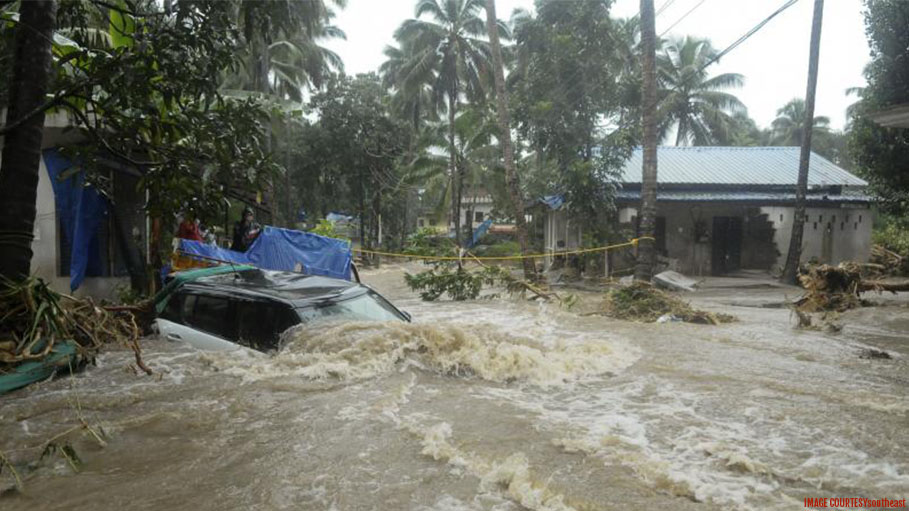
[1,267,907,510]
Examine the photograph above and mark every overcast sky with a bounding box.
[324,0,870,131]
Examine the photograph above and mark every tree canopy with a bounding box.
[849,0,909,212]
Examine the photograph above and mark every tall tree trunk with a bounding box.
[781,0,824,285]
[485,0,535,280]
[448,92,462,252]
[0,0,58,283]
[635,0,658,283]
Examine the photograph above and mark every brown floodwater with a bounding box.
[1,266,907,510]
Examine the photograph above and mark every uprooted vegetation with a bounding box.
[601,282,735,325]
[0,277,151,377]
[795,262,909,313]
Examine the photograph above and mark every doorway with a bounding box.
[712,216,743,275]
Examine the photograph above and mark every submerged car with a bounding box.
[154,266,410,352]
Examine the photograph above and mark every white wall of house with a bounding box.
[761,205,872,267]
[552,201,873,275]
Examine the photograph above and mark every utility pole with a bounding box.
[485,0,535,280]
[781,0,824,285]
[635,0,658,282]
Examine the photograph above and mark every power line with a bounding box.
[694,0,799,74]
[655,0,679,18]
[659,0,709,38]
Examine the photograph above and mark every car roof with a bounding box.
[182,268,363,306]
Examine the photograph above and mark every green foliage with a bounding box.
[872,214,909,256]
[474,240,520,258]
[310,219,349,241]
[403,228,457,257]
[511,1,635,238]
[849,0,909,214]
[770,98,831,147]
[290,73,412,249]
[1,1,282,221]
[656,37,745,146]
[404,265,502,301]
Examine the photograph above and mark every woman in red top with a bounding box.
[177,213,203,241]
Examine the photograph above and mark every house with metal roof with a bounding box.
[542,146,873,276]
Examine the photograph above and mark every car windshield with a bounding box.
[297,291,403,324]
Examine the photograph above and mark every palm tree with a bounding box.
[0,0,58,282]
[379,42,438,130]
[771,98,831,147]
[387,0,503,247]
[226,0,347,100]
[635,0,657,282]
[657,36,745,146]
[485,0,534,279]
[781,0,825,285]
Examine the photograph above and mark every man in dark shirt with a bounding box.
[231,207,261,252]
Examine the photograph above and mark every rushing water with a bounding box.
[1,266,907,510]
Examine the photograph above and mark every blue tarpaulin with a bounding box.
[467,218,493,248]
[178,240,251,265]
[178,226,352,281]
[43,149,110,291]
[540,194,565,210]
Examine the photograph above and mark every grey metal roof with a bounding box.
[614,189,873,204]
[620,147,868,186]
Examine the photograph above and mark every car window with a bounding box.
[298,292,403,324]
[186,294,233,339]
[236,300,299,352]
[160,292,184,322]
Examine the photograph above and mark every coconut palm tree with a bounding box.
[379,42,438,130]
[387,0,505,247]
[657,36,745,146]
[227,0,347,100]
[0,0,58,282]
[771,98,831,147]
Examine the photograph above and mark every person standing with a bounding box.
[231,207,261,252]
[177,212,203,241]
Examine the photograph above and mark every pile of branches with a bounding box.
[870,244,907,275]
[601,282,735,325]
[795,262,909,313]
[0,277,150,375]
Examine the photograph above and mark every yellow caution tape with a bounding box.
[353,237,656,262]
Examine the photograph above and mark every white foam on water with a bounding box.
[480,374,909,511]
[202,321,635,386]
[405,420,579,511]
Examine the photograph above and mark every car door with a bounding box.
[157,290,240,351]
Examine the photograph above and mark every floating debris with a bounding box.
[0,277,150,384]
[601,282,735,325]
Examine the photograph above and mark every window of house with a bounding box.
[475,211,484,223]
[779,214,783,222]
[841,222,845,231]
[819,215,823,222]
[418,219,425,227]
[832,215,836,223]
[854,223,858,230]
[859,214,862,223]
[813,222,817,230]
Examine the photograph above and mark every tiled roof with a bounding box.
[620,147,867,186]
